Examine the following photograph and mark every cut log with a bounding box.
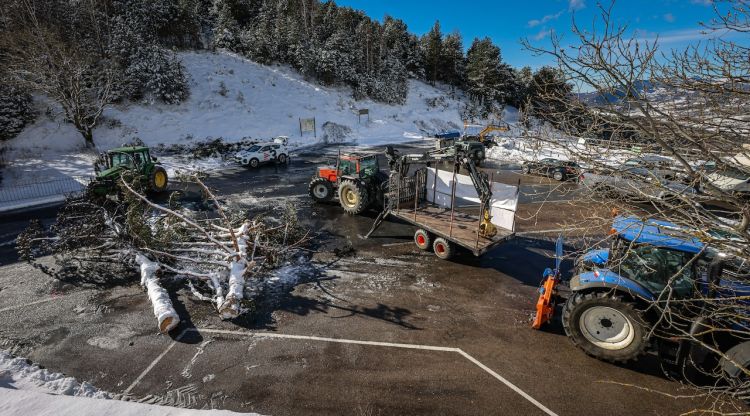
[218,259,246,319]
[135,253,180,333]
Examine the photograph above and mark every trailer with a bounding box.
[367,149,518,260]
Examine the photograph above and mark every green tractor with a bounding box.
[89,146,169,197]
[308,153,387,215]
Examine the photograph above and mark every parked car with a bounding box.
[235,137,289,168]
[580,164,696,202]
[699,160,750,196]
[622,155,682,181]
[521,158,580,181]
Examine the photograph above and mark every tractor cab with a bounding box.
[575,216,707,300]
[316,153,380,183]
[309,152,387,215]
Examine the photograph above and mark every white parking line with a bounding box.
[125,327,558,415]
[198,328,558,416]
[123,330,187,395]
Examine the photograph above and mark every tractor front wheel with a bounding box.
[150,166,169,193]
[338,179,369,215]
[562,291,649,363]
[309,177,334,202]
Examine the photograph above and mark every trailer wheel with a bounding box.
[414,229,432,250]
[562,291,649,363]
[432,238,454,260]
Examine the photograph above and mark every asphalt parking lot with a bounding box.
[0,143,719,415]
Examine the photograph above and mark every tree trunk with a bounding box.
[83,128,95,149]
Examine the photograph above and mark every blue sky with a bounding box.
[335,0,727,69]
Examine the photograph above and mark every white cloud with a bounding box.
[634,28,715,44]
[663,13,675,23]
[690,0,713,5]
[533,28,555,41]
[568,0,586,11]
[528,10,564,28]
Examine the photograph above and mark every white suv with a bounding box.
[235,137,289,168]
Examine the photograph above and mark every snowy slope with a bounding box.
[2,50,469,187]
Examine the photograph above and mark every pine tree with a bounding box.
[515,66,534,110]
[440,31,465,87]
[528,66,573,124]
[466,37,504,114]
[0,82,36,142]
[421,21,443,85]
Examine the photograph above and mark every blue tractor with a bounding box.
[534,216,750,390]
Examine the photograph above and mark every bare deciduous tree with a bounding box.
[521,0,750,410]
[0,0,116,148]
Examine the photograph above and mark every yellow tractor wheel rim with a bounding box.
[154,171,166,188]
[344,189,357,206]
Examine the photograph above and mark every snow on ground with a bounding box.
[0,349,108,398]
[2,50,469,187]
[0,349,264,415]
[0,389,263,415]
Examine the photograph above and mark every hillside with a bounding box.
[2,50,475,186]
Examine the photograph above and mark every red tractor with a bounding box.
[308,153,387,215]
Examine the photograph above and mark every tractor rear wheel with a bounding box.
[562,291,649,363]
[338,179,369,215]
[149,166,169,193]
[432,237,454,260]
[309,177,334,202]
[414,229,432,250]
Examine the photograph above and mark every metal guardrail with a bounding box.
[0,176,90,204]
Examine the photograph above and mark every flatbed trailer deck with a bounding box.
[389,205,514,256]
[367,164,518,260]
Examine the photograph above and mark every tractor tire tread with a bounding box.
[562,291,649,364]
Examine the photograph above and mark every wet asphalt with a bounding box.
[0,142,727,415]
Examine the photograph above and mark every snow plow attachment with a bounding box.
[532,235,563,330]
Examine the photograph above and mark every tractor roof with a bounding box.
[108,146,150,153]
[612,216,705,254]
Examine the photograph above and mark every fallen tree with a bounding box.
[18,174,308,332]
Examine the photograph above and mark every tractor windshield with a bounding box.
[359,157,379,177]
[110,152,134,169]
[612,238,696,298]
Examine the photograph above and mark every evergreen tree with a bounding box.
[421,21,443,85]
[514,66,534,110]
[466,37,504,114]
[0,82,36,142]
[528,66,573,124]
[440,31,465,87]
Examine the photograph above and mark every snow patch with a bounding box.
[0,350,108,398]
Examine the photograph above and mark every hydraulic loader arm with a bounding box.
[458,157,497,238]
